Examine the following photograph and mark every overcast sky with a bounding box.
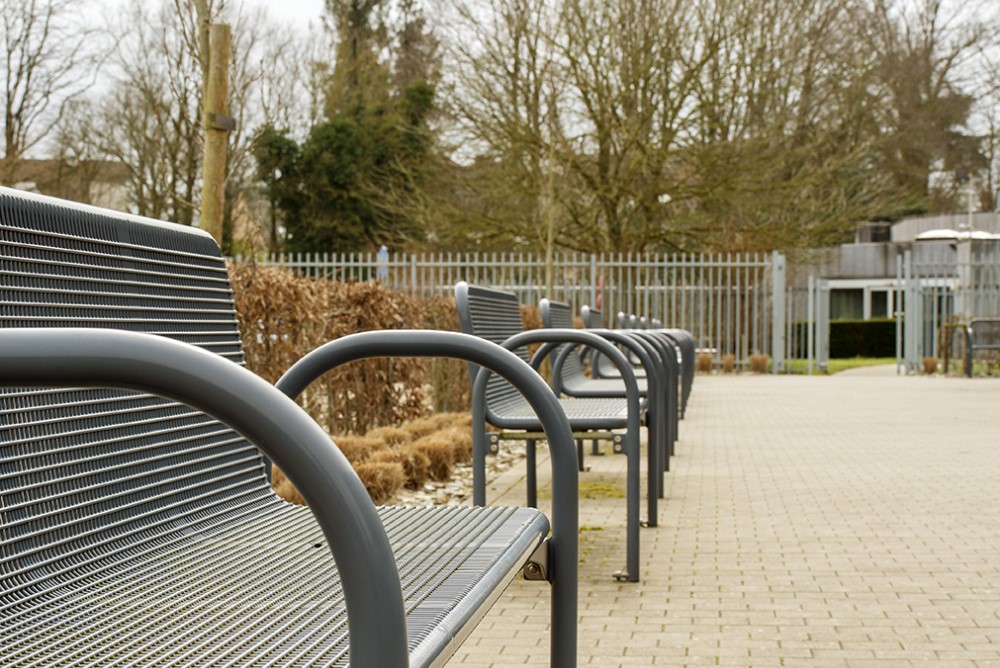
[253,0,325,28]
[95,0,327,30]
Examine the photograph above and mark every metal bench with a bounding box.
[456,281,646,582]
[539,299,673,502]
[584,306,694,419]
[0,187,578,666]
[964,318,1000,377]
[638,316,696,419]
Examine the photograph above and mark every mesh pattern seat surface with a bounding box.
[0,188,548,666]
[490,394,630,429]
[2,499,545,666]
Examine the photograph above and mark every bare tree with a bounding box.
[53,0,319,247]
[442,0,568,255]
[1,0,106,181]
[553,0,708,252]
[857,0,988,211]
[83,1,203,224]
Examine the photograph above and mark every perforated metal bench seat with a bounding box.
[1,493,546,666]
[490,395,632,430]
[557,374,649,397]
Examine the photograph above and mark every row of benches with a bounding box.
[0,187,692,666]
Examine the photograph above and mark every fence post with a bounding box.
[816,278,830,372]
[903,249,923,375]
[892,253,905,376]
[807,275,815,375]
[771,251,786,373]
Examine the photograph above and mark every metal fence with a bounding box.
[780,277,828,375]
[775,239,1000,376]
[233,250,784,364]
[902,240,1000,374]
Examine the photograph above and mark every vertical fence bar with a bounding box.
[771,252,786,373]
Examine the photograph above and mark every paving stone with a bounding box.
[444,372,1000,666]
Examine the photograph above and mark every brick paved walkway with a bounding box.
[446,372,1000,667]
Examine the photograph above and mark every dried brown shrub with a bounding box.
[748,354,770,373]
[520,304,543,331]
[271,465,305,505]
[410,435,457,481]
[696,353,714,373]
[354,462,407,504]
[366,425,411,447]
[421,296,471,413]
[721,354,736,373]
[520,304,544,363]
[330,435,383,465]
[229,264,471,435]
[372,448,432,489]
[438,425,473,463]
[922,357,938,375]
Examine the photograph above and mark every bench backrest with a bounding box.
[968,318,1000,349]
[581,305,605,329]
[539,299,587,381]
[454,282,529,411]
[0,188,269,604]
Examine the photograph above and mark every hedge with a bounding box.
[789,318,898,359]
[829,319,896,358]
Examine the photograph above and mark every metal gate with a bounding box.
[896,241,1000,374]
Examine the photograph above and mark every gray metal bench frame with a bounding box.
[964,318,1000,377]
[456,281,646,582]
[584,306,695,418]
[0,187,578,666]
[540,299,673,506]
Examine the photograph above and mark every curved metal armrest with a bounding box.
[276,330,579,667]
[488,329,644,414]
[0,329,407,667]
[571,328,667,385]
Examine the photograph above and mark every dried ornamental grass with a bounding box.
[366,425,411,447]
[270,412,479,505]
[327,435,383,465]
[696,353,714,373]
[372,448,433,489]
[922,357,938,375]
[410,435,458,481]
[748,354,770,373]
[271,466,305,506]
[440,426,473,464]
[721,354,736,373]
[353,462,407,504]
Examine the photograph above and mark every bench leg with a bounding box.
[526,438,537,508]
[614,427,641,583]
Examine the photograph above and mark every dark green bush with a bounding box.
[829,319,896,358]
[788,318,898,359]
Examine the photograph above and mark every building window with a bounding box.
[831,288,863,320]
[870,290,889,319]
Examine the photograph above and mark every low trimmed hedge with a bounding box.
[789,318,898,358]
[829,318,896,358]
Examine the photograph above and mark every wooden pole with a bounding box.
[200,23,232,243]
[193,0,210,84]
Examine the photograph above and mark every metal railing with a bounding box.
[233,250,784,365]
